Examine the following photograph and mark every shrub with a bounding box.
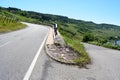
[83,33,94,42]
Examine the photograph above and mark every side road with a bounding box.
[45,28,120,80]
[83,43,120,80]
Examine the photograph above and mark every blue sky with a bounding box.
[0,0,120,25]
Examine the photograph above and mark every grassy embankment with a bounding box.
[0,22,26,33]
[2,6,120,65]
[83,28,120,50]
[58,23,91,66]
[58,22,120,65]
[0,11,27,32]
[89,41,120,50]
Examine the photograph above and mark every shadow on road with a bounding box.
[40,59,53,80]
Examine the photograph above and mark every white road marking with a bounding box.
[0,41,11,48]
[23,30,49,80]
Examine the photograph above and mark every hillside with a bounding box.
[0,6,120,49]
[1,7,120,36]
[0,7,26,32]
[1,6,120,65]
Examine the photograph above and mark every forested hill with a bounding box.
[0,6,120,65]
[1,6,120,42]
[1,7,120,28]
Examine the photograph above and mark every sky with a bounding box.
[0,0,120,25]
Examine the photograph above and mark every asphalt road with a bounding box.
[0,23,49,80]
[0,23,120,80]
[29,43,120,80]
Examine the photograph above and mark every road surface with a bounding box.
[0,23,120,80]
[0,23,49,80]
[30,43,120,80]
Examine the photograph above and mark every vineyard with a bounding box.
[0,15,18,24]
[0,11,26,32]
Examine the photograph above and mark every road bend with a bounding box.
[0,22,49,80]
[0,23,120,80]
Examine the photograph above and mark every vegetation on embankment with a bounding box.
[0,22,26,32]
[58,23,91,65]
[0,10,27,32]
[82,32,120,50]
[62,35,90,65]
[1,6,120,65]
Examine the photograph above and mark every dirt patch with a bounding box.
[47,35,81,63]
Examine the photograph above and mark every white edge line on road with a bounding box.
[23,29,49,80]
[0,41,11,48]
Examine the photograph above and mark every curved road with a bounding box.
[30,43,120,80]
[0,23,49,80]
[0,23,120,80]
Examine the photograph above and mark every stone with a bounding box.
[66,48,69,52]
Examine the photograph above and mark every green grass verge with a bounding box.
[89,41,120,50]
[0,22,27,33]
[62,35,91,66]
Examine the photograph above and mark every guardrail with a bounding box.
[53,23,58,40]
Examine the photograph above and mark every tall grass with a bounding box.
[0,14,18,23]
[89,41,120,50]
[62,35,90,65]
[58,23,91,66]
[0,14,26,32]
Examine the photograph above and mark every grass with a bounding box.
[89,41,120,50]
[61,34,91,66]
[0,12,27,33]
[103,43,120,50]
[0,22,27,33]
[58,23,91,66]
[53,22,120,66]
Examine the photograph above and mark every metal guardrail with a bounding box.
[53,23,57,40]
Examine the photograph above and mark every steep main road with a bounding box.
[0,23,49,80]
[0,22,120,80]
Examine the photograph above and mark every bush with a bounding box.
[83,33,94,42]
[103,43,120,50]
[63,35,91,65]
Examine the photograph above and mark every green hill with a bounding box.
[0,7,27,32]
[1,6,120,65]
[1,7,120,39]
